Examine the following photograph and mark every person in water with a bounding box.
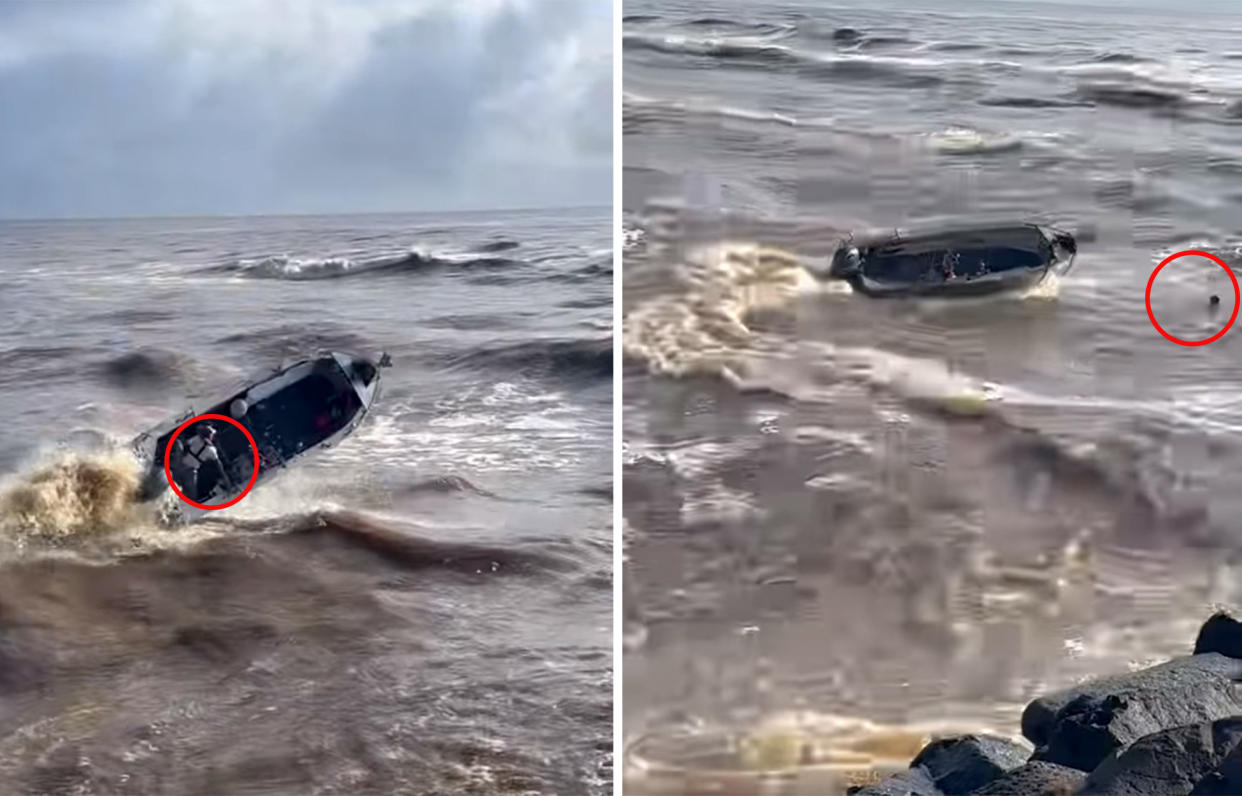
[176,424,234,500]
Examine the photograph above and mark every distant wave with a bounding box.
[624,92,824,129]
[622,31,798,64]
[685,18,794,37]
[854,36,915,50]
[625,33,967,89]
[1089,52,1155,65]
[217,250,521,281]
[443,338,612,383]
[1075,81,1186,108]
[978,95,1093,108]
[926,41,989,53]
[473,239,520,254]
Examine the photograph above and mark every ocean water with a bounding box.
[622,0,1242,791]
[0,208,613,794]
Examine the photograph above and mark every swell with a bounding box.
[1075,82,1186,109]
[261,510,578,576]
[212,324,375,362]
[441,338,613,383]
[623,92,810,129]
[0,346,94,387]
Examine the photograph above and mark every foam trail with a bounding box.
[623,241,993,412]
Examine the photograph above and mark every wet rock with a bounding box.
[1191,742,1242,794]
[968,761,1084,795]
[848,765,942,795]
[833,27,863,42]
[1194,612,1242,658]
[909,735,1028,794]
[1022,653,1242,770]
[1081,716,1242,795]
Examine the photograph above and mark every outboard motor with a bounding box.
[1048,229,1078,274]
[828,244,863,280]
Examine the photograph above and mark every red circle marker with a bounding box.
[162,413,259,510]
[1145,249,1239,347]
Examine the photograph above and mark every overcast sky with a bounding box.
[0,0,612,218]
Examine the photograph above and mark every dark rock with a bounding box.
[848,765,942,795]
[1022,653,1242,771]
[1082,716,1242,795]
[909,735,1028,794]
[969,761,1085,795]
[1191,741,1242,794]
[833,27,863,41]
[1195,612,1242,658]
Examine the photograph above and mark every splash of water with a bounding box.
[0,448,143,543]
[622,241,817,379]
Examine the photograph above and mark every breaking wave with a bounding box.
[220,250,521,281]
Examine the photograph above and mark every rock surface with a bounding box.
[1081,717,1242,795]
[1023,653,1242,770]
[847,765,942,796]
[909,735,1028,794]
[848,617,1242,796]
[968,761,1085,795]
[1191,743,1242,794]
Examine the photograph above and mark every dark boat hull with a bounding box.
[823,223,1076,298]
[132,352,384,516]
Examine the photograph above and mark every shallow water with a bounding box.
[0,208,613,794]
[622,0,1242,791]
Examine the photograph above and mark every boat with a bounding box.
[818,223,1078,297]
[131,351,389,519]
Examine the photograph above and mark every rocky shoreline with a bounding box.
[852,613,1242,796]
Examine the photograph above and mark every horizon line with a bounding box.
[0,202,612,224]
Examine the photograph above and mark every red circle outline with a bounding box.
[162,413,259,510]
[1145,249,1239,347]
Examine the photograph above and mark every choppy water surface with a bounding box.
[0,208,612,794]
[622,0,1242,791]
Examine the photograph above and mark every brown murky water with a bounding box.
[622,0,1242,791]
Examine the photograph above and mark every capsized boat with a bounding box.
[132,351,389,517]
[819,223,1078,297]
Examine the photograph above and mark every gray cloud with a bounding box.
[0,0,611,218]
